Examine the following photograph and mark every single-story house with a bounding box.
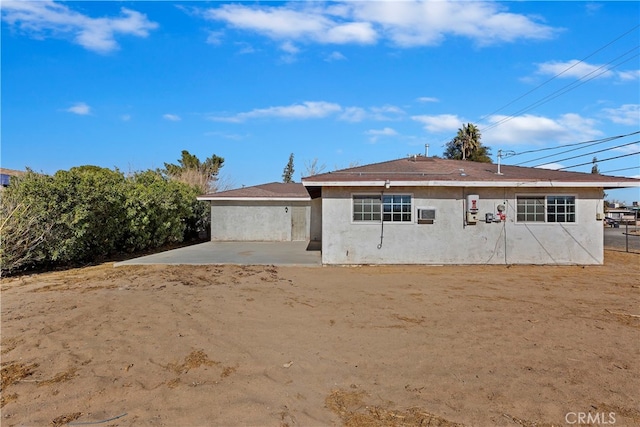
[300,156,640,265]
[197,182,317,242]
[197,157,639,265]
[605,206,639,225]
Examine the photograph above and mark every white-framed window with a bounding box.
[353,195,381,222]
[516,195,576,223]
[352,194,412,223]
[383,195,412,222]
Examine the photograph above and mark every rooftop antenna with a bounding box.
[496,149,516,175]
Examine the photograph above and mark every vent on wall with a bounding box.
[417,208,436,224]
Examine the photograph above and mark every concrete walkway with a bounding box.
[114,241,321,267]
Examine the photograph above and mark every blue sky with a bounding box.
[2,1,639,202]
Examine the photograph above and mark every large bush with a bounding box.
[123,170,200,251]
[0,170,56,273]
[0,166,206,275]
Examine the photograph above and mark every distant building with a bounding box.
[0,168,26,190]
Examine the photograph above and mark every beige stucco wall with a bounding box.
[210,200,310,241]
[319,186,605,265]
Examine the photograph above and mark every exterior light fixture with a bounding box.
[385,180,391,189]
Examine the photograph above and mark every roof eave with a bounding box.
[301,180,640,188]
[196,196,310,201]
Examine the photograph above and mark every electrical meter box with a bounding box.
[467,195,479,212]
[466,195,479,224]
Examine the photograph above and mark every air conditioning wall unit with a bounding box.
[417,207,436,224]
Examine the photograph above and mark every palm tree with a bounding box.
[444,123,492,163]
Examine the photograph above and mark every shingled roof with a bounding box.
[302,156,640,189]
[198,182,310,200]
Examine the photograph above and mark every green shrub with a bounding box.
[0,166,207,274]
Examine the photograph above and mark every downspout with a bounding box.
[377,189,385,249]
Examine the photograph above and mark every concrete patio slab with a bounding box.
[114,241,321,267]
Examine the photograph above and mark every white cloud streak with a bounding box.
[325,51,346,62]
[2,1,158,53]
[210,101,405,123]
[210,101,342,122]
[366,127,398,143]
[416,97,439,103]
[534,60,639,82]
[535,60,614,79]
[602,104,640,126]
[66,102,91,115]
[202,1,557,50]
[411,114,463,133]
[163,114,181,122]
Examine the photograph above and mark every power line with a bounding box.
[434,25,640,148]
[532,140,639,168]
[512,130,640,163]
[480,46,640,134]
[476,24,640,124]
[556,152,640,170]
[601,166,640,174]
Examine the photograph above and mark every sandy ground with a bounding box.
[1,250,639,427]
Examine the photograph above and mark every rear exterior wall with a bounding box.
[320,186,605,265]
[210,200,310,241]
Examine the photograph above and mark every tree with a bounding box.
[591,157,600,174]
[282,153,295,183]
[163,150,224,193]
[444,123,492,163]
[304,158,326,176]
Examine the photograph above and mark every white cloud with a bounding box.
[210,101,342,122]
[367,127,398,136]
[339,107,367,122]
[279,40,300,62]
[325,51,346,62]
[534,60,638,82]
[206,4,376,45]
[350,1,557,47]
[612,143,640,155]
[602,104,640,126]
[163,114,181,121]
[417,97,439,103]
[203,1,556,50]
[210,101,405,123]
[1,1,158,53]
[235,42,256,55]
[411,114,462,133]
[366,127,398,143]
[280,41,300,54]
[370,105,405,121]
[535,60,614,79]
[535,163,565,170]
[121,114,131,122]
[66,102,91,115]
[617,70,640,81]
[206,30,224,45]
[482,113,602,145]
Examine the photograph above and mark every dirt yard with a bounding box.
[1,250,639,426]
